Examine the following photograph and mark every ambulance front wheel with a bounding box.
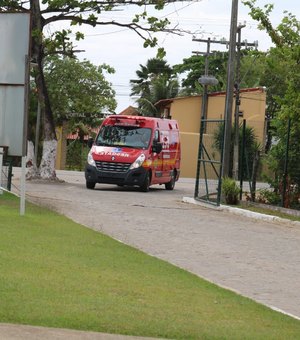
[86,180,96,189]
[140,172,150,192]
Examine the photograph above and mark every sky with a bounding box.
[51,0,300,114]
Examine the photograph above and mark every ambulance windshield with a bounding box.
[96,125,152,149]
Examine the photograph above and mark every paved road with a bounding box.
[10,170,300,321]
[0,323,161,340]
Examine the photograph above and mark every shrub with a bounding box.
[257,188,281,205]
[66,140,89,171]
[222,177,240,205]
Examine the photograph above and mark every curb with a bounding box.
[182,196,300,228]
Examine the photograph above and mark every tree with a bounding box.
[44,56,116,134]
[130,58,179,116]
[27,56,116,177]
[243,0,300,206]
[173,49,266,95]
[1,0,182,179]
[213,122,259,180]
[173,52,228,94]
[136,75,179,116]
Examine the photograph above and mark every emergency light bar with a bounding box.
[108,116,146,127]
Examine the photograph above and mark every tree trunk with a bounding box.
[26,140,39,179]
[251,150,260,202]
[31,0,58,180]
[39,140,58,179]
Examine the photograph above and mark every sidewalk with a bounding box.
[0,323,161,340]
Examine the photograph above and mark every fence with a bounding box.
[238,117,300,209]
[259,118,300,209]
[1,159,13,191]
[194,119,224,206]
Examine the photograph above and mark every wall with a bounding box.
[170,88,266,178]
[179,132,199,179]
[55,123,67,170]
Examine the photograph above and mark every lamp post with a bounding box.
[194,72,218,198]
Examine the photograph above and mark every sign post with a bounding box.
[0,12,31,214]
[0,147,3,195]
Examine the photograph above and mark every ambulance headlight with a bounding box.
[87,150,96,167]
[130,153,145,170]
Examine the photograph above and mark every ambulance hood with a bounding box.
[91,145,145,162]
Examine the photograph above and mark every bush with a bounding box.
[66,140,89,171]
[222,177,240,205]
[256,188,281,205]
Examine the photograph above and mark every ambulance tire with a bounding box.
[86,181,96,189]
[140,172,150,192]
[165,172,175,190]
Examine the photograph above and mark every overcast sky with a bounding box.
[52,0,300,113]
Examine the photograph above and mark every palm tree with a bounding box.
[136,75,179,116]
[130,58,178,116]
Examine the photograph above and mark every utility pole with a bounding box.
[192,38,212,122]
[222,0,239,178]
[193,2,258,182]
[192,38,219,198]
[232,23,245,180]
[199,38,210,122]
[233,25,258,180]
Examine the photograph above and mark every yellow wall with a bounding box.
[55,124,67,170]
[171,96,202,133]
[170,88,266,178]
[180,132,200,178]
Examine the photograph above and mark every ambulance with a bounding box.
[85,115,181,192]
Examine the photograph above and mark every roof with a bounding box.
[209,87,266,97]
[155,87,266,108]
[118,106,141,116]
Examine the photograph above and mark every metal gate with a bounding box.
[194,118,225,206]
[1,159,13,191]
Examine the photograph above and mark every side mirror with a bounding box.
[87,137,94,149]
[152,142,163,154]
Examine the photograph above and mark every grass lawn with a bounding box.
[239,204,300,222]
[0,191,300,339]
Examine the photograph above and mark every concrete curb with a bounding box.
[182,196,300,228]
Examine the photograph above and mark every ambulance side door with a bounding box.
[152,129,164,182]
[160,130,171,175]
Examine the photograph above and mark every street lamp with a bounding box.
[198,75,219,87]
[194,74,218,199]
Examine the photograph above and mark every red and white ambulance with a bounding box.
[85,115,181,192]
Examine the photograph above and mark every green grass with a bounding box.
[1,191,300,339]
[239,203,300,222]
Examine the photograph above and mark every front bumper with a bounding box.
[85,164,147,187]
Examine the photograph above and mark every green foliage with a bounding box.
[243,1,300,206]
[66,140,89,171]
[256,188,281,205]
[173,50,266,95]
[239,50,266,88]
[222,177,240,205]
[43,56,115,137]
[1,0,179,157]
[173,53,227,95]
[130,58,179,116]
[213,122,259,179]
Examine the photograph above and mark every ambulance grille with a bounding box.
[95,161,131,173]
